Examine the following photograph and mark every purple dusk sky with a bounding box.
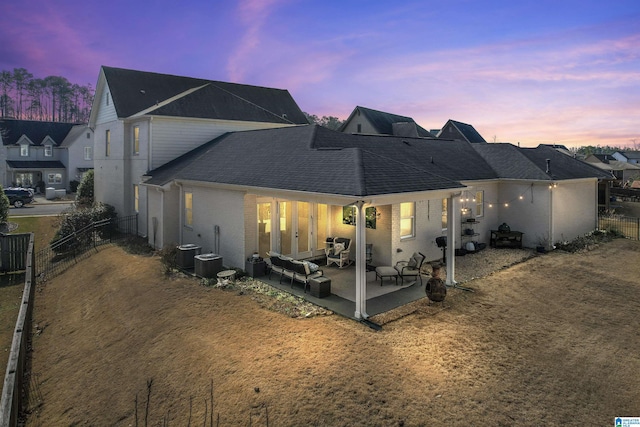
[1,0,639,148]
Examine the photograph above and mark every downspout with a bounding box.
[549,183,554,250]
[353,201,368,320]
[178,183,183,244]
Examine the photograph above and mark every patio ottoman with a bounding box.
[309,276,331,298]
[375,266,399,286]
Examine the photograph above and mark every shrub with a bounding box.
[70,179,80,193]
[555,229,620,253]
[157,244,178,275]
[0,185,9,224]
[75,170,94,208]
[50,203,117,253]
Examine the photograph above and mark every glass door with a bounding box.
[274,200,315,259]
[257,202,271,257]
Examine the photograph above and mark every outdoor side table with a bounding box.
[309,276,331,298]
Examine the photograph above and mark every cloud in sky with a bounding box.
[0,0,639,148]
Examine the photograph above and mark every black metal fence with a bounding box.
[35,214,138,280]
[598,212,640,240]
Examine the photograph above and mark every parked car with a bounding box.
[4,188,34,207]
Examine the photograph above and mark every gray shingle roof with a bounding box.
[145,125,465,197]
[146,126,611,196]
[340,106,433,137]
[439,120,487,143]
[0,119,78,146]
[473,144,612,180]
[101,66,308,124]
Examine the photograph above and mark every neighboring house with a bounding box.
[584,154,640,184]
[141,124,610,319]
[436,119,487,143]
[0,118,94,192]
[339,106,434,137]
[88,66,310,235]
[612,150,640,165]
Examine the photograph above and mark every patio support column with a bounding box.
[353,201,368,319]
[446,194,457,286]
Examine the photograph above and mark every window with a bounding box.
[47,173,62,184]
[105,129,111,156]
[400,202,415,239]
[20,144,29,157]
[44,144,52,157]
[475,190,484,217]
[357,124,362,133]
[133,125,140,155]
[133,184,139,213]
[106,92,110,106]
[86,132,91,139]
[441,198,448,229]
[184,192,193,227]
[84,146,92,160]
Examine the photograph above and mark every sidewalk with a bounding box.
[31,194,75,205]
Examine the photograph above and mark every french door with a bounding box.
[257,199,328,259]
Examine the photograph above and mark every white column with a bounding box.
[446,194,457,286]
[354,201,368,319]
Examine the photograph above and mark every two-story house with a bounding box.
[0,118,94,192]
[88,66,309,236]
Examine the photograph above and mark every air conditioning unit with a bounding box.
[176,244,201,269]
[194,253,223,278]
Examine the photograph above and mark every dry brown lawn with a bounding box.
[25,238,640,426]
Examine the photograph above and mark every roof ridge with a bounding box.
[209,82,296,125]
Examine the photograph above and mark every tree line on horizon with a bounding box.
[0,68,637,155]
[0,67,94,123]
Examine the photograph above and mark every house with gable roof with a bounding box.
[140,122,611,319]
[92,66,611,319]
[339,106,435,137]
[88,66,309,235]
[0,118,94,192]
[612,150,640,165]
[437,119,487,143]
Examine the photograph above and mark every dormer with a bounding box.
[16,135,33,157]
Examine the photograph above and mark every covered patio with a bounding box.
[254,260,433,320]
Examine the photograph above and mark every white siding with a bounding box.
[552,180,598,244]
[150,118,295,169]
[498,182,551,248]
[180,185,247,268]
[95,87,118,124]
[341,115,377,134]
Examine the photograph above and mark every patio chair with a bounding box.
[394,252,426,285]
[326,237,351,268]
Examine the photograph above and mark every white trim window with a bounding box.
[20,144,29,157]
[400,202,415,239]
[133,125,140,155]
[184,192,193,227]
[44,144,53,157]
[84,146,92,160]
[475,190,484,217]
[47,173,62,184]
